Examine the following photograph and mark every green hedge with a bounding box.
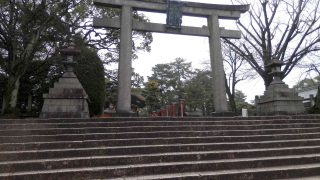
[74,45,106,116]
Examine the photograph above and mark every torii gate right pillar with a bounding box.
[208,15,229,113]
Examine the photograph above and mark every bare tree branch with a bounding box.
[227,0,320,88]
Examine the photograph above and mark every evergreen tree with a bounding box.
[74,38,106,116]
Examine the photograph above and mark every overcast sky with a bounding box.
[131,0,303,102]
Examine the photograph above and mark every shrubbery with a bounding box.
[74,42,106,116]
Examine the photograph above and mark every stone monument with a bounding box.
[256,59,305,115]
[40,44,89,118]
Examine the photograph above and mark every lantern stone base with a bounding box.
[40,71,89,119]
[256,81,305,116]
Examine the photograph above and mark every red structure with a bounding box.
[150,100,185,117]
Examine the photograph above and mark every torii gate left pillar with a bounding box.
[94,0,249,116]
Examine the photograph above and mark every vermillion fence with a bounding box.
[150,99,185,117]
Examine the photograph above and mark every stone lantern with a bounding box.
[40,44,89,119]
[255,58,304,115]
[267,58,285,85]
[60,43,80,72]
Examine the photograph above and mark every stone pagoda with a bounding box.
[256,58,305,115]
[40,44,89,118]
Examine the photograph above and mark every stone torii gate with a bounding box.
[93,0,249,115]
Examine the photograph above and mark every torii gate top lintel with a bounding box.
[94,0,249,20]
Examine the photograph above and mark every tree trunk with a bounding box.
[3,75,21,114]
[225,77,237,113]
[1,96,4,115]
[229,94,237,113]
[263,73,274,89]
[202,103,206,116]
[27,94,32,112]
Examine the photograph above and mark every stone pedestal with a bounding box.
[256,59,305,115]
[40,45,89,119]
[256,83,305,115]
[40,71,89,118]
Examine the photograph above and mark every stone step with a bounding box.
[1,119,320,129]
[1,124,320,136]
[280,176,320,180]
[1,142,320,162]
[1,130,320,144]
[2,137,320,151]
[1,157,320,179]
[107,163,320,180]
[1,116,320,179]
[1,116,320,124]
[1,148,320,174]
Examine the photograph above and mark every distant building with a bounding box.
[297,86,319,107]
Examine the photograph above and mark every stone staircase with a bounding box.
[1,116,320,179]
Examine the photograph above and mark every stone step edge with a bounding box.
[107,163,320,180]
[1,160,320,178]
[279,176,320,180]
[97,153,320,169]
[2,137,320,149]
[2,123,320,131]
[1,131,320,140]
[1,115,319,122]
[1,126,320,136]
[1,152,319,167]
[2,144,320,155]
[0,119,319,126]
